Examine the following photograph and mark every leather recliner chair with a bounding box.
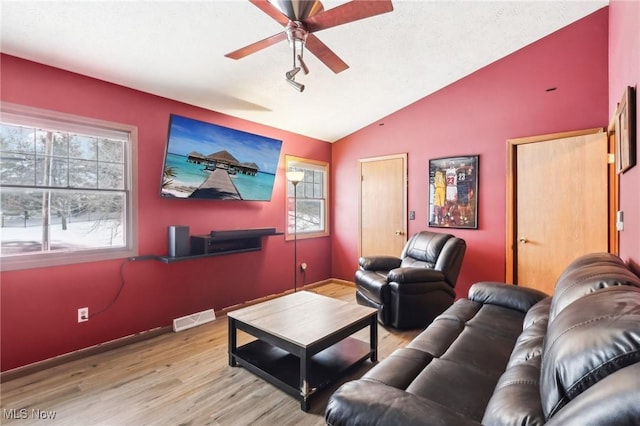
[355,231,466,329]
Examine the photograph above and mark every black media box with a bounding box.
[168,225,190,257]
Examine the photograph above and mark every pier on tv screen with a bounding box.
[160,114,282,201]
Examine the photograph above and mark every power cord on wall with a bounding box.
[89,255,157,320]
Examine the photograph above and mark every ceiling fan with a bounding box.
[225,0,394,91]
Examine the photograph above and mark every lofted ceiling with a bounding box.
[1,0,607,142]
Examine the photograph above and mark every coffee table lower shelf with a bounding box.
[231,337,371,410]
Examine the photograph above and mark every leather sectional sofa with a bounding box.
[325,252,640,425]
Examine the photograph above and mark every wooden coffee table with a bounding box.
[228,291,378,411]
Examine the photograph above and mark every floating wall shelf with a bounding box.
[157,228,282,263]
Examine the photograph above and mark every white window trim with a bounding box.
[0,102,139,271]
[285,155,329,241]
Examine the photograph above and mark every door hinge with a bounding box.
[608,153,615,164]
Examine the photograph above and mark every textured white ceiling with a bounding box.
[1,0,607,142]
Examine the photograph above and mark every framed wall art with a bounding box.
[428,155,479,229]
[614,86,636,174]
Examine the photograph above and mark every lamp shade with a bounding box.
[286,171,305,183]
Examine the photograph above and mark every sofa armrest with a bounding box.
[468,282,549,313]
[388,267,446,283]
[326,380,482,426]
[359,256,402,271]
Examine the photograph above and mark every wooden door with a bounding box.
[359,154,407,257]
[508,129,609,295]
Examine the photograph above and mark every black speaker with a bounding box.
[168,225,190,257]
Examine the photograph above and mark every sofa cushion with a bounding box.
[440,306,525,374]
[463,303,526,340]
[405,358,501,422]
[507,319,547,369]
[522,297,551,329]
[362,347,433,390]
[385,300,527,422]
[481,356,544,426]
[406,299,480,356]
[548,253,640,322]
[403,304,527,422]
[482,298,550,425]
[406,298,525,359]
[504,297,550,369]
[540,285,640,419]
[406,318,463,357]
[325,380,484,426]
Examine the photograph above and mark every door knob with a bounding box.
[395,230,405,236]
[519,237,528,244]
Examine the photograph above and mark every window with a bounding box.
[285,155,329,240]
[0,103,137,271]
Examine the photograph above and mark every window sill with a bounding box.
[0,248,137,272]
[285,231,330,241]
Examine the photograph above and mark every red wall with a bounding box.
[0,55,332,371]
[331,8,610,297]
[609,0,640,273]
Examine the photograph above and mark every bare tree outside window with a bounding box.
[0,105,136,270]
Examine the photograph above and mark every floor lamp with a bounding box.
[286,171,304,292]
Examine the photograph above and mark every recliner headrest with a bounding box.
[402,231,453,263]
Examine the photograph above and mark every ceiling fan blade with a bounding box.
[304,0,393,33]
[305,34,349,74]
[225,32,287,59]
[249,0,291,26]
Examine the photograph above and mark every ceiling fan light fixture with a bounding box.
[286,67,301,80]
[285,21,308,48]
[286,77,305,92]
[297,54,309,75]
[272,0,324,22]
[225,0,394,75]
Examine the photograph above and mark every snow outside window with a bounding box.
[0,103,138,271]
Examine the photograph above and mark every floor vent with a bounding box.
[173,309,216,332]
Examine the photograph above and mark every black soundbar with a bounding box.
[208,228,277,241]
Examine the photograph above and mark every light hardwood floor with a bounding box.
[1,283,421,426]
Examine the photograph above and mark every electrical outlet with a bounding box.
[78,307,89,323]
[299,262,308,272]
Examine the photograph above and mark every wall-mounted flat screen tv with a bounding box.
[160,114,282,201]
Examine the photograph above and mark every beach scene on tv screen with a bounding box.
[161,115,282,201]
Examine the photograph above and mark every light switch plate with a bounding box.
[617,210,624,231]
